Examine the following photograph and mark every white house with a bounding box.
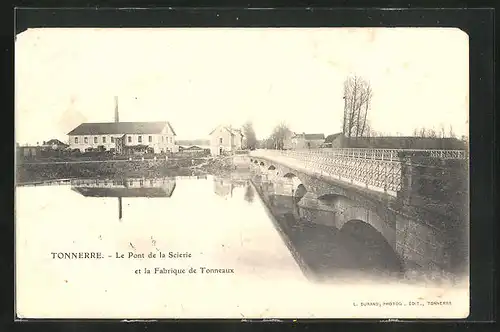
[67,121,178,154]
[209,125,244,156]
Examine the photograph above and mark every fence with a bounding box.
[285,148,467,161]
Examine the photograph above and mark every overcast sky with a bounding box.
[15,27,469,144]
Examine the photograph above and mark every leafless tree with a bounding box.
[242,121,257,150]
[269,122,292,150]
[439,123,446,138]
[448,125,456,138]
[413,126,456,138]
[342,75,373,140]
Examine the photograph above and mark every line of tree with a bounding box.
[253,122,293,150]
[342,75,372,139]
[412,124,457,139]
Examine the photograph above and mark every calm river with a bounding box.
[15,173,465,318]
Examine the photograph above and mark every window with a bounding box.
[149,136,152,143]
[111,137,114,143]
[74,137,78,144]
[219,137,223,144]
[138,136,142,143]
[94,137,98,143]
[102,136,106,143]
[128,136,132,143]
[162,136,164,142]
[84,137,88,144]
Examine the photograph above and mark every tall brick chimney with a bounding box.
[114,96,119,123]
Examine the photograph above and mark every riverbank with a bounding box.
[16,155,251,184]
[191,155,250,177]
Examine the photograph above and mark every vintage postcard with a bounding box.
[15,27,469,319]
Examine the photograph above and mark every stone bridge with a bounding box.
[248,148,468,276]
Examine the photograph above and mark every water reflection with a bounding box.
[71,177,177,220]
[38,173,404,282]
[213,175,247,199]
[244,183,255,203]
[252,175,404,283]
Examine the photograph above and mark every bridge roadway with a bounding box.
[248,148,468,276]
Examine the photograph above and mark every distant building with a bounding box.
[17,146,41,158]
[178,145,210,156]
[291,133,325,150]
[42,139,69,150]
[283,131,294,150]
[323,133,345,148]
[67,121,178,154]
[209,125,244,156]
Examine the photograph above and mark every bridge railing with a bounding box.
[250,148,468,198]
[250,149,405,196]
[288,148,467,161]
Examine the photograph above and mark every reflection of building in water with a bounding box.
[213,178,234,198]
[213,176,247,198]
[71,178,176,220]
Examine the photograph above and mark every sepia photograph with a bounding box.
[15,27,469,319]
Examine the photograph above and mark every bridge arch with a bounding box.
[278,172,307,201]
[260,162,265,166]
[340,219,403,274]
[336,203,396,254]
[268,165,276,170]
[253,160,259,164]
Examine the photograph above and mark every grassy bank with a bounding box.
[16,158,208,184]
[16,155,251,184]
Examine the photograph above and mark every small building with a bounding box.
[178,145,210,156]
[67,121,178,154]
[42,139,69,150]
[291,133,325,150]
[209,125,244,156]
[323,133,345,148]
[283,131,294,150]
[17,145,41,158]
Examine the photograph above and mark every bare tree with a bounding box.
[242,121,257,150]
[342,75,373,140]
[448,125,456,138]
[269,122,292,150]
[439,123,446,138]
[413,126,456,138]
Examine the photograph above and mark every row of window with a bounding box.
[74,136,174,144]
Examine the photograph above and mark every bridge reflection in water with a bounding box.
[251,174,406,282]
[70,177,180,220]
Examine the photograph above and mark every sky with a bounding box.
[15,27,469,145]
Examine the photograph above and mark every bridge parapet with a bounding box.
[250,148,468,205]
[251,149,403,196]
[296,148,467,161]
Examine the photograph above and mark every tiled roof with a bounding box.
[45,139,68,145]
[67,121,176,136]
[209,125,244,136]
